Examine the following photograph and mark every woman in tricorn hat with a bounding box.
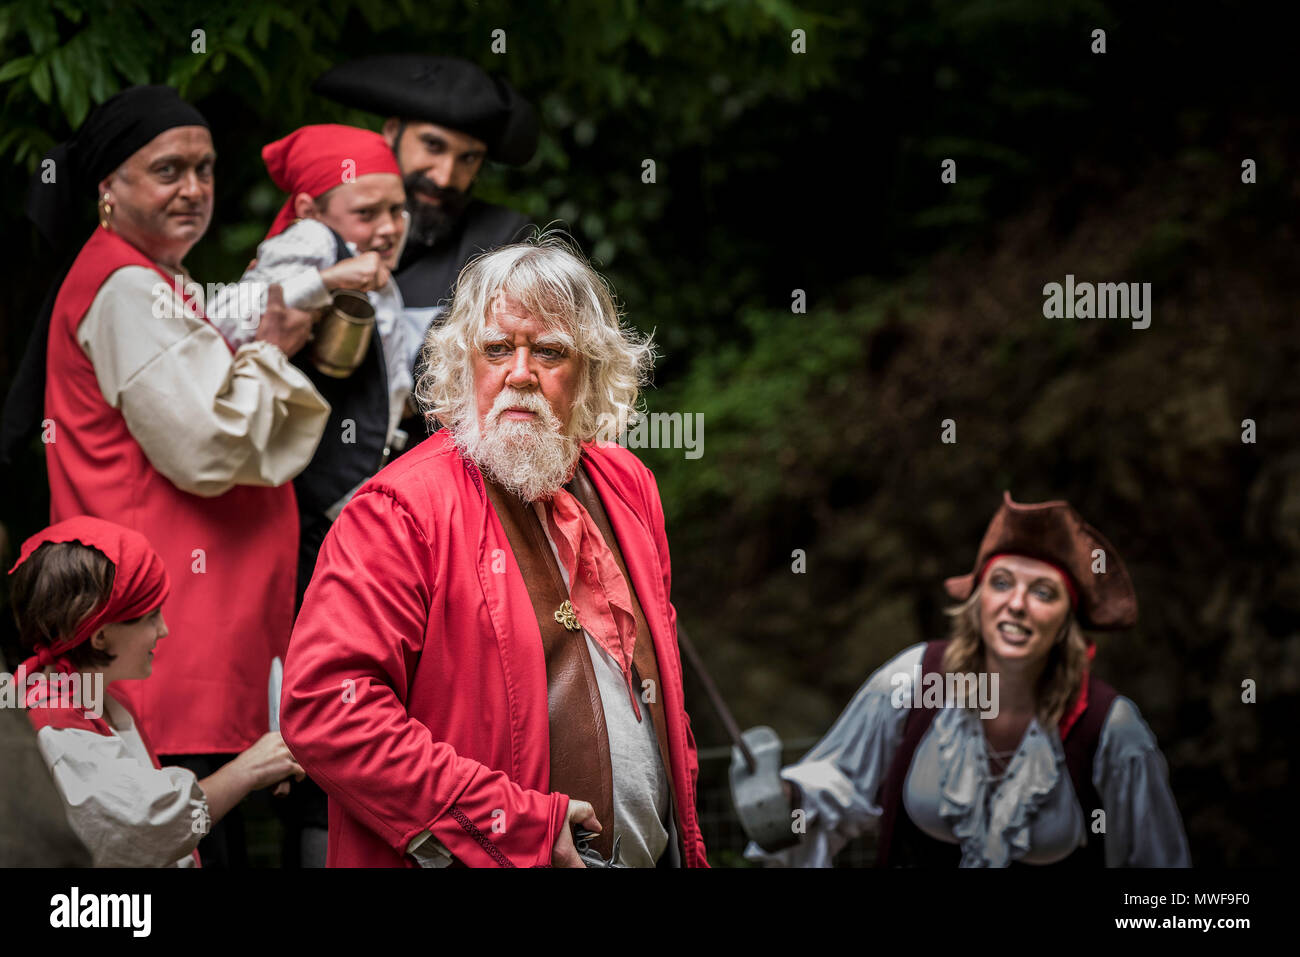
[747,492,1191,867]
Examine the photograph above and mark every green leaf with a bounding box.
[66,72,89,127]
[0,55,34,84]
[165,53,207,94]
[52,0,83,24]
[49,44,71,109]
[253,9,272,47]
[29,58,51,103]
[86,48,114,103]
[23,1,58,54]
[49,42,90,127]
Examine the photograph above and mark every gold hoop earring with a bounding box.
[98,193,114,230]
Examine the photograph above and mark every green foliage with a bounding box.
[1,0,1293,865]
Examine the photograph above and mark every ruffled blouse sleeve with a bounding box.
[78,265,330,497]
[745,643,923,867]
[1092,696,1192,866]
[35,725,206,867]
[207,219,338,350]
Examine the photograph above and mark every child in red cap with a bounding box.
[6,517,304,867]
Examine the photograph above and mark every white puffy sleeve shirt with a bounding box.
[77,265,330,497]
[745,643,1192,868]
[35,697,206,868]
[205,219,416,449]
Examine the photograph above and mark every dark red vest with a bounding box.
[875,640,1116,867]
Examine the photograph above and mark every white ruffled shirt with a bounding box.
[35,695,207,868]
[745,643,1192,867]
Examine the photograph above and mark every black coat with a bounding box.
[394,198,532,310]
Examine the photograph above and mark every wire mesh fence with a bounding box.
[695,738,879,868]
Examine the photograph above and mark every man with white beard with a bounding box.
[280,238,709,868]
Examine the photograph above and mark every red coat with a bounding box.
[281,430,709,867]
[45,228,300,755]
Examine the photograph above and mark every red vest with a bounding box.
[44,227,299,754]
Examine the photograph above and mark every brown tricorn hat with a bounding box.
[944,491,1138,630]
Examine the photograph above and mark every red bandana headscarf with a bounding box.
[261,123,403,239]
[543,489,643,720]
[9,517,170,678]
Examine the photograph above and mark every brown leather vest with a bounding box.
[483,467,683,864]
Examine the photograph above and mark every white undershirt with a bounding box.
[35,696,205,867]
[406,504,675,868]
[532,501,671,867]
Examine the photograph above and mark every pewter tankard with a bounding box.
[312,289,375,378]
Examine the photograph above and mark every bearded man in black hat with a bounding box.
[313,54,538,344]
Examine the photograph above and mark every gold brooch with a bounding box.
[554,600,582,632]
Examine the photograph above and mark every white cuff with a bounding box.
[279,269,333,311]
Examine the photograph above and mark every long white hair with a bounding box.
[415,232,655,442]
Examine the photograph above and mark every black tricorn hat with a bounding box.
[313,55,539,166]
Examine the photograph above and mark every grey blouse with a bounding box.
[745,643,1191,867]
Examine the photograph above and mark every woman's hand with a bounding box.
[320,252,391,293]
[254,284,315,358]
[551,800,601,868]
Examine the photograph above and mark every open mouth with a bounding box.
[996,621,1033,642]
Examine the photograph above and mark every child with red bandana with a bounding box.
[7,517,303,867]
[208,124,417,459]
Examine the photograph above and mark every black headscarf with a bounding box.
[1,85,208,466]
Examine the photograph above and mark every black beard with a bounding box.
[404,172,471,247]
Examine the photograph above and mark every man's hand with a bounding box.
[320,252,391,293]
[552,800,601,868]
[254,284,315,357]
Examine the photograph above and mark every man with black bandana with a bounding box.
[313,54,539,442]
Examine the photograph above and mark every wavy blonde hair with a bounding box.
[942,578,1090,727]
[415,232,655,441]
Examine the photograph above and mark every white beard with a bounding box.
[454,388,580,502]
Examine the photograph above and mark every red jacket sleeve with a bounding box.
[280,487,568,867]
